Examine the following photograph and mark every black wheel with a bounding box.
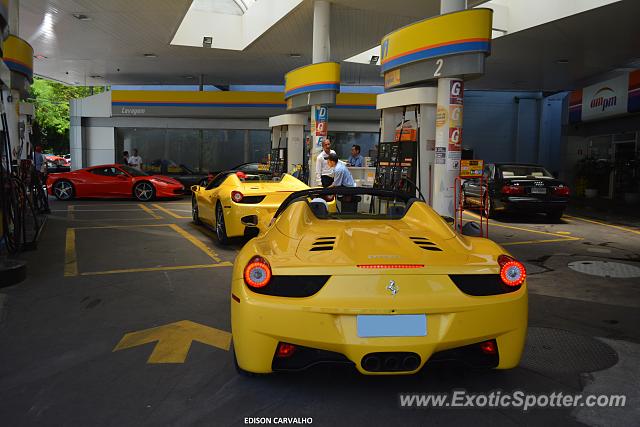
[215,203,229,245]
[134,181,155,202]
[547,209,564,222]
[53,180,74,201]
[192,196,201,224]
[484,194,496,218]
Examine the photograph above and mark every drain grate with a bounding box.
[568,260,640,278]
[520,327,618,374]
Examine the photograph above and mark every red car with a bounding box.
[47,164,184,201]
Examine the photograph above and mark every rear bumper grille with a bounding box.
[248,275,330,297]
[449,274,521,296]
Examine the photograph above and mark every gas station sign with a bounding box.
[284,62,340,112]
[459,159,484,178]
[380,9,492,89]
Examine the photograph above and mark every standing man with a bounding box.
[347,144,364,167]
[315,138,336,187]
[326,153,356,188]
[121,150,129,165]
[128,148,143,170]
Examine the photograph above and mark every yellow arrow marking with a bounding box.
[113,320,231,363]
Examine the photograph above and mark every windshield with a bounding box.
[120,165,149,177]
[498,165,554,179]
[275,188,416,221]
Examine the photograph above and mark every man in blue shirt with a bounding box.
[347,144,364,167]
[326,153,356,187]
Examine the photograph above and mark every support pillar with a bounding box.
[309,0,330,186]
[431,0,466,217]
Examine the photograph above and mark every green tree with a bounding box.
[29,78,105,153]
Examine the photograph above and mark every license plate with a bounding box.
[357,314,427,337]
[531,187,547,194]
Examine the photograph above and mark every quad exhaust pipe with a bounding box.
[361,352,421,372]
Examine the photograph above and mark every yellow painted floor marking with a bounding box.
[153,203,190,219]
[72,224,173,230]
[66,223,231,276]
[80,263,231,276]
[556,231,572,235]
[501,237,582,246]
[564,214,640,236]
[67,205,75,220]
[113,320,231,363]
[64,228,78,277]
[138,203,161,219]
[463,210,575,239]
[169,223,223,262]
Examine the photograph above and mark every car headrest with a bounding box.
[309,198,329,218]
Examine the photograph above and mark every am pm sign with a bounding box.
[460,159,484,178]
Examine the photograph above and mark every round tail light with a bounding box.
[244,256,272,289]
[498,254,526,287]
[231,191,244,203]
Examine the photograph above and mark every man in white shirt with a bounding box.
[315,139,336,187]
[128,149,143,170]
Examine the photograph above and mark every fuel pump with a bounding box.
[268,114,306,178]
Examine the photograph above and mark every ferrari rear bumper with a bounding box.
[231,279,527,375]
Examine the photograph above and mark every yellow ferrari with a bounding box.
[231,187,527,375]
[191,170,309,244]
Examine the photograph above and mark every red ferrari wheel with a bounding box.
[53,180,74,201]
[134,181,155,202]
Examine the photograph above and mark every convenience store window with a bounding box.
[115,128,271,173]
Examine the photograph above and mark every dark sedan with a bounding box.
[146,160,210,191]
[461,163,570,220]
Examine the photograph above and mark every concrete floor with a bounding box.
[0,198,639,426]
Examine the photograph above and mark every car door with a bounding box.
[198,173,228,225]
[87,167,131,197]
[111,167,135,197]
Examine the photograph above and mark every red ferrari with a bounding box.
[47,164,184,201]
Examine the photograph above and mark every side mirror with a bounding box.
[461,221,482,237]
[191,185,200,193]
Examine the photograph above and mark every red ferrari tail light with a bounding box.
[323,195,335,202]
[276,342,296,358]
[553,185,570,196]
[501,185,525,195]
[479,340,497,355]
[231,191,244,203]
[244,256,272,289]
[498,254,526,287]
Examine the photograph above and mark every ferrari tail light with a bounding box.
[236,171,247,179]
[553,185,570,196]
[231,191,244,203]
[323,195,335,202]
[498,254,526,287]
[479,340,497,355]
[501,185,525,195]
[357,264,424,269]
[244,256,272,289]
[276,342,296,358]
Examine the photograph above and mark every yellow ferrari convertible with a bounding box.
[191,170,309,244]
[231,187,527,375]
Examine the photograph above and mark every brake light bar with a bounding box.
[357,264,424,269]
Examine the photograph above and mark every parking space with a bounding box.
[0,198,638,426]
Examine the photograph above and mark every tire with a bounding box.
[215,203,229,245]
[547,209,564,222]
[53,180,74,201]
[134,181,155,202]
[484,194,496,218]
[192,196,201,224]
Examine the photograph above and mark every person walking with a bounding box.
[128,149,143,170]
[315,138,336,187]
